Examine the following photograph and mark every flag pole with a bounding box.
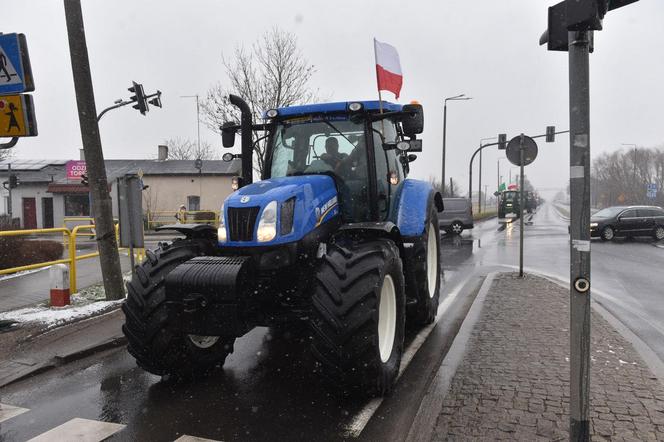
[374,38,385,135]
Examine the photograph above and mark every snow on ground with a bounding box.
[0,298,123,328]
[0,271,131,328]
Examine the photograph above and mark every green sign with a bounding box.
[498,182,506,192]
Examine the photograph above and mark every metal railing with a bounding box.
[0,223,144,293]
[146,210,220,230]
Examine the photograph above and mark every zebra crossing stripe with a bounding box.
[0,402,29,423]
[27,417,125,442]
[174,436,221,442]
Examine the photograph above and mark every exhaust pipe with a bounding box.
[229,94,253,186]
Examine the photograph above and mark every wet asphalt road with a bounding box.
[1,205,662,441]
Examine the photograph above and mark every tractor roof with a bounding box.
[266,101,402,119]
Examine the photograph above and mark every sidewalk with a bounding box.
[418,273,664,441]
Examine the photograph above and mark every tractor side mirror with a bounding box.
[407,154,417,162]
[401,103,424,136]
[221,122,237,148]
[493,191,500,197]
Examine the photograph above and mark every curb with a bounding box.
[405,272,497,442]
[0,309,127,388]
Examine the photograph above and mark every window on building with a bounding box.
[64,194,90,216]
[187,195,200,211]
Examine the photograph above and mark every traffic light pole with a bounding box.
[64,0,125,301]
[568,29,592,442]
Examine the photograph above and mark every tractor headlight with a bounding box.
[217,204,227,243]
[257,201,278,242]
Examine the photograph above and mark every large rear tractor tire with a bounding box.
[309,239,405,396]
[409,205,442,325]
[122,237,236,378]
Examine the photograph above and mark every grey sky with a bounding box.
[5,0,661,194]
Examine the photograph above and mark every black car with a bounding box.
[590,205,664,241]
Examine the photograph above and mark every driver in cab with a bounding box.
[320,137,347,169]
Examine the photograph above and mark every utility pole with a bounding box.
[64,0,125,300]
[519,135,526,277]
[7,163,12,220]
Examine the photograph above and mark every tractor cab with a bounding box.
[222,100,424,228]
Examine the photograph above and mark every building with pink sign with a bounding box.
[0,147,240,230]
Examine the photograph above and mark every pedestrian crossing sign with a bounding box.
[0,33,34,95]
[0,94,37,137]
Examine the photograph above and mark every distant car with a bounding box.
[439,198,474,235]
[590,205,664,241]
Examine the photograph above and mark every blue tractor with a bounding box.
[123,95,443,395]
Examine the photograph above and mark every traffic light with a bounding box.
[498,134,507,150]
[148,90,162,108]
[8,174,18,189]
[81,174,89,186]
[546,126,556,143]
[128,81,148,115]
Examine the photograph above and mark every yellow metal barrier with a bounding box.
[0,227,72,276]
[1,223,146,294]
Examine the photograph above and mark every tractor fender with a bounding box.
[392,179,441,238]
[155,223,217,240]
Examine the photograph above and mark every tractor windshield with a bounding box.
[269,118,370,221]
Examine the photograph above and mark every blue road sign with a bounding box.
[647,183,657,192]
[647,190,657,199]
[0,33,34,95]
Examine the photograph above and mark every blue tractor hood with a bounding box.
[221,175,339,247]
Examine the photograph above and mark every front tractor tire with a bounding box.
[310,239,405,396]
[122,237,236,378]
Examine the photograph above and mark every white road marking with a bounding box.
[0,402,29,423]
[27,417,125,442]
[174,436,221,442]
[343,280,465,438]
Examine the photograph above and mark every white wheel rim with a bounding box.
[378,275,397,363]
[656,227,664,240]
[452,223,462,233]
[188,335,219,349]
[604,228,614,240]
[427,223,438,297]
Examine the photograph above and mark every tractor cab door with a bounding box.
[371,120,405,221]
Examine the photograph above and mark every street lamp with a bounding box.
[442,94,472,195]
[182,94,201,156]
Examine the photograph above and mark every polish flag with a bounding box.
[374,39,403,99]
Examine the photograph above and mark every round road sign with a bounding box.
[506,135,538,166]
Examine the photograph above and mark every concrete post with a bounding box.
[50,264,70,307]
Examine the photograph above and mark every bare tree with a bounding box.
[429,176,463,198]
[592,146,664,208]
[163,137,219,160]
[201,28,317,175]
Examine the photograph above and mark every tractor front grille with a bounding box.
[227,206,260,241]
